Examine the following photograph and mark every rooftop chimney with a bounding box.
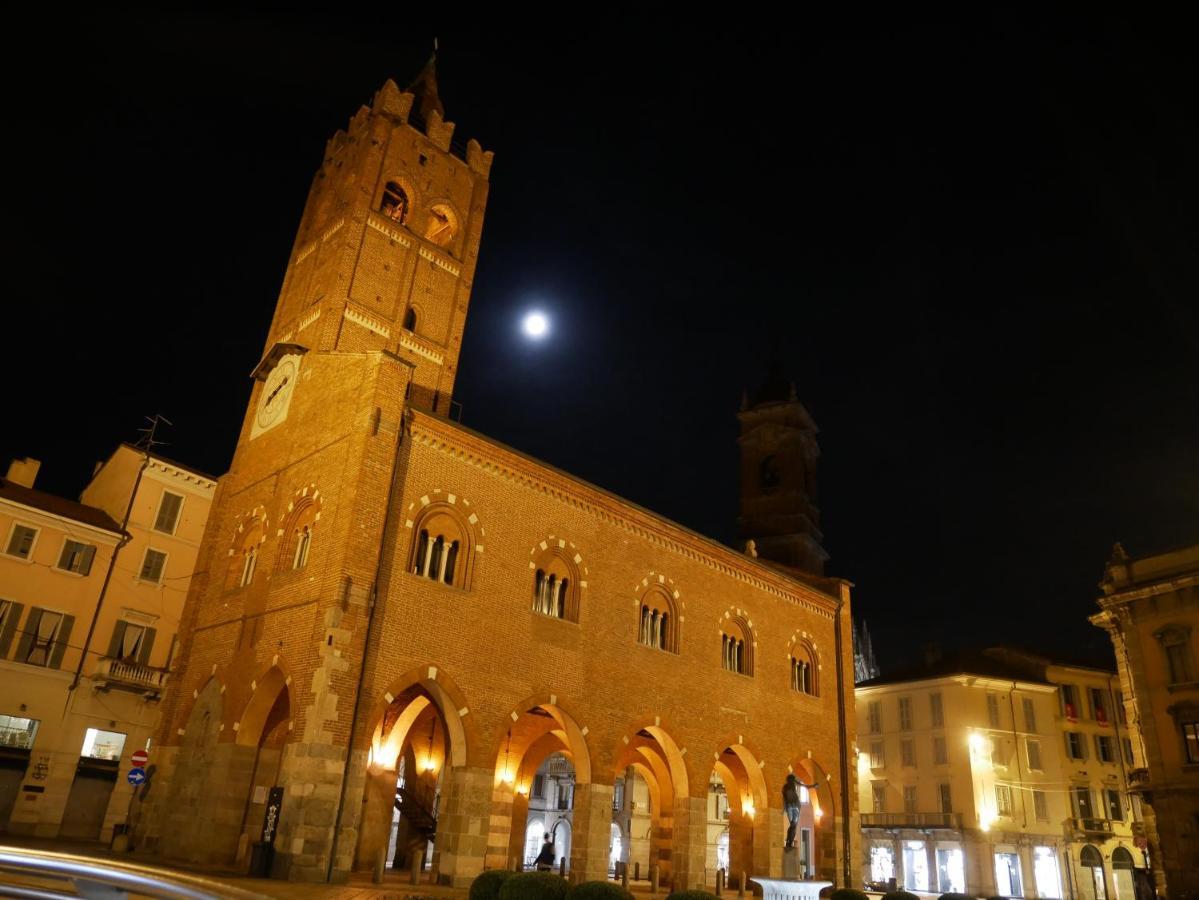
[5,458,40,489]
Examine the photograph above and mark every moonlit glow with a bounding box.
[522,311,549,338]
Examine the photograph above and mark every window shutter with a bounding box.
[0,601,24,658]
[106,621,127,660]
[49,615,74,669]
[80,544,96,575]
[138,627,157,666]
[15,608,41,662]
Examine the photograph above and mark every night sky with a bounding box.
[6,15,1197,672]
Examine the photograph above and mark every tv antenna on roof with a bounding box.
[134,414,173,453]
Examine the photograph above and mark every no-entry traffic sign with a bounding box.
[131,749,148,768]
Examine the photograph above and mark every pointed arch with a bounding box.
[277,484,322,573]
[226,507,268,591]
[236,665,292,746]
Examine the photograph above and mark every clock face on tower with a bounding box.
[251,354,300,439]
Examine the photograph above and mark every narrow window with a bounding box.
[1183,722,1199,764]
[867,701,882,734]
[871,782,886,813]
[898,696,912,731]
[900,738,915,767]
[938,782,952,813]
[380,181,409,223]
[154,491,184,534]
[25,610,63,667]
[869,741,884,768]
[929,692,944,727]
[443,540,459,585]
[1022,697,1037,733]
[1105,789,1124,821]
[5,525,37,559]
[933,736,948,765]
[995,784,1013,817]
[1061,684,1079,719]
[57,540,96,575]
[239,547,257,587]
[987,693,1001,728]
[903,785,917,813]
[415,530,430,575]
[1026,739,1042,770]
[140,549,167,584]
[1033,790,1048,821]
[293,526,311,569]
[428,536,444,581]
[403,307,417,331]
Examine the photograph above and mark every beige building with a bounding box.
[856,648,1147,899]
[0,447,214,840]
[1093,541,1199,899]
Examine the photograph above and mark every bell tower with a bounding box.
[736,363,827,575]
[263,54,493,415]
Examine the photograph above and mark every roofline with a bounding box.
[114,443,219,483]
[855,672,1055,692]
[0,494,125,540]
[407,409,846,609]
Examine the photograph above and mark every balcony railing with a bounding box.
[92,657,169,698]
[861,812,961,830]
[1128,768,1151,790]
[1072,817,1114,836]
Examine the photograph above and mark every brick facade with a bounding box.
[135,66,859,889]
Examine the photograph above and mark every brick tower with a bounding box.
[137,61,493,879]
[736,363,827,575]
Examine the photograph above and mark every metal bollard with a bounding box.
[373,847,386,884]
[410,851,422,885]
[560,857,567,877]
[635,862,641,882]
[622,863,629,889]
[650,864,659,894]
[738,871,746,897]
[716,868,724,896]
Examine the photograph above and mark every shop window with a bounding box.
[80,727,125,761]
[0,714,39,750]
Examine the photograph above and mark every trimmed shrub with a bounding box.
[665,891,720,900]
[471,870,516,900]
[938,894,977,900]
[499,871,570,900]
[829,891,869,900]
[568,882,634,900]
[882,893,920,900]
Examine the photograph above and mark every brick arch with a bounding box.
[786,629,822,697]
[177,673,226,739]
[718,606,757,676]
[708,732,770,813]
[377,174,419,225]
[494,694,592,785]
[226,506,269,590]
[235,665,292,747]
[634,572,684,653]
[613,717,691,800]
[528,535,588,622]
[422,196,461,249]
[276,484,322,572]
[365,664,475,769]
[404,490,485,589]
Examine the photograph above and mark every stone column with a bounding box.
[571,782,616,882]
[437,766,498,887]
[671,795,708,891]
[926,840,939,894]
[767,807,787,877]
[354,765,398,871]
[283,741,365,883]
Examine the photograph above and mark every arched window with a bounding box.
[637,587,679,653]
[720,614,755,676]
[408,506,471,588]
[790,640,819,696]
[380,181,409,224]
[279,497,319,573]
[531,548,579,622]
[760,454,781,490]
[230,516,265,590]
[425,204,456,247]
[1111,847,1133,870]
[1080,845,1103,869]
[403,307,417,332]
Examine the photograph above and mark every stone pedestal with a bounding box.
[571,782,616,883]
[782,847,801,880]
[751,877,832,900]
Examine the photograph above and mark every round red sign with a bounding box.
[131,750,149,767]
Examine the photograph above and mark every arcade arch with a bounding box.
[789,756,835,882]
[610,725,691,888]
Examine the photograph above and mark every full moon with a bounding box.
[522,311,549,338]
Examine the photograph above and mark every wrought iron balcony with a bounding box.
[92,657,169,699]
[861,812,961,830]
[1128,768,1151,790]
[1072,817,1114,837]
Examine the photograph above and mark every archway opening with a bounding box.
[233,668,292,869]
[791,757,835,882]
[488,703,590,874]
[357,685,453,879]
[1080,844,1105,900]
[707,745,768,886]
[611,726,689,888]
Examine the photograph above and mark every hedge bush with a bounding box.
[470,870,515,900]
[567,882,634,900]
[938,894,977,900]
[498,871,570,900]
[882,893,920,900]
[665,891,720,900]
[829,891,869,900]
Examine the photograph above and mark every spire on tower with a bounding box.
[407,44,445,123]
